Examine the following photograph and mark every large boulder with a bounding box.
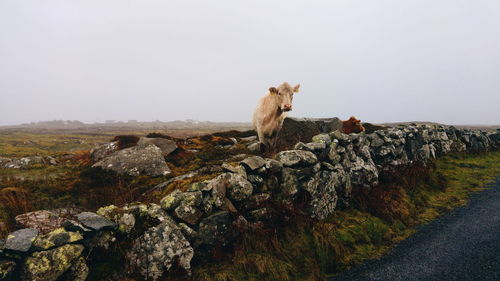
[277,117,342,150]
[127,219,193,280]
[92,144,171,177]
[137,137,178,156]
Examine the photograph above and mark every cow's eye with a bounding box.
[277,92,281,96]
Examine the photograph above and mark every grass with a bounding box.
[175,150,500,281]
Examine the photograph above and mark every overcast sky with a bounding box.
[1,0,499,126]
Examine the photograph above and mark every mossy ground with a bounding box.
[175,150,500,281]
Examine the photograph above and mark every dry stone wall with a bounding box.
[1,123,499,281]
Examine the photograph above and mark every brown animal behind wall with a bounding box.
[342,116,365,134]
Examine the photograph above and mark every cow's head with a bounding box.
[342,116,365,134]
[269,82,300,112]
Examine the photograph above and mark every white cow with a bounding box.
[253,82,300,150]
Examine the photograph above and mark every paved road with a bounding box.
[331,178,500,281]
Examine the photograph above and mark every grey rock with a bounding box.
[247,142,262,153]
[303,171,338,220]
[93,144,171,177]
[90,141,118,163]
[265,158,283,173]
[62,220,93,234]
[240,135,257,142]
[4,228,38,252]
[137,137,178,156]
[76,212,117,231]
[329,130,350,145]
[280,168,299,199]
[127,219,193,281]
[276,150,318,167]
[197,211,233,246]
[226,173,254,202]
[174,202,203,225]
[240,156,267,171]
[278,117,342,149]
[221,163,247,178]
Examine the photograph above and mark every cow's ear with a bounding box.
[269,87,278,95]
[293,84,300,93]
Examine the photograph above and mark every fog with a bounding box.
[1,0,499,126]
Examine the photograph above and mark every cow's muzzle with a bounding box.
[282,104,292,111]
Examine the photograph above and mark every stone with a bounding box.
[76,212,117,231]
[61,220,93,234]
[65,257,89,281]
[328,143,342,164]
[349,157,379,188]
[32,228,83,251]
[15,210,68,234]
[4,228,38,253]
[22,244,84,281]
[312,133,332,145]
[295,142,326,154]
[178,223,197,241]
[221,163,247,178]
[90,141,119,163]
[277,117,342,150]
[240,156,267,171]
[280,168,299,199]
[92,144,171,177]
[247,174,264,186]
[247,142,261,153]
[329,130,350,145]
[174,202,203,225]
[240,135,257,142]
[303,171,338,220]
[127,219,193,281]
[276,150,318,167]
[226,173,254,202]
[265,158,283,173]
[137,137,178,156]
[160,189,184,211]
[196,211,234,246]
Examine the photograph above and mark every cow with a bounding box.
[342,116,365,134]
[253,82,300,150]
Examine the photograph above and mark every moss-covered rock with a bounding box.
[127,219,193,280]
[32,228,83,251]
[23,244,84,281]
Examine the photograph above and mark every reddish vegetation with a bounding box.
[342,116,365,134]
